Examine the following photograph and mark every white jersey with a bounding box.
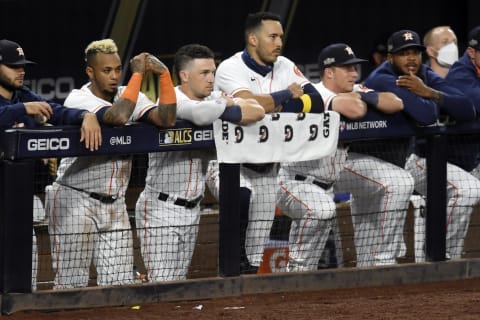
[56,83,156,196]
[175,86,227,126]
[142,87,219,199]
[215,51,310,95]
[279,81,347,184]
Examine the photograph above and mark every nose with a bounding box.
[276,37,283,48]
[111,70,121,80]
[207,72,215,83]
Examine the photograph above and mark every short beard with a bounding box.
[392,63,423,79]
[0,73,20,93]
[102,87,118,102]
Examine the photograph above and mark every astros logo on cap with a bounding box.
[403,32,414,41]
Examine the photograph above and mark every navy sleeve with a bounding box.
[219,105,242,122]
[0,102,28,127]
[48,101,86,125]
[19,89,86,126]
[446,58,480,115]
[364,65,438,126]
[425,69,476,123]
[281,83,325,113]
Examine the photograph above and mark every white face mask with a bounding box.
[437,42,458,68]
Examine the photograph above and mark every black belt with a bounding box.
[242,163,275,173]
[294,174,333,190]
[64,184,117,204]
[158,192,203,209]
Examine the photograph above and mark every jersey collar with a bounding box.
[241,49,273,77]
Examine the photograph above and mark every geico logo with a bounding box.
[24,77,75,100]
[27,138,70,151]
[109,136,132,145]
[193,130,213,141]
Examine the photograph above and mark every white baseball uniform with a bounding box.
[315,82,415,267]
[135,87,223,282]
[45,83,156,288]
[276,156,345,271]
[208,51,312,267]
[405,153,480,259]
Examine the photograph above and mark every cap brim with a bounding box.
[390,44,425,53]
[338,57,368,66]
[4,59,36,66]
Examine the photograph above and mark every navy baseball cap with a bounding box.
[318,43,367,71]
[387,30,425,53]
[0,39,36,66]
[468,26,480,50]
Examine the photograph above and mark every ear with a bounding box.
[179,69,189,83]
[387,53,394,63]
[86,66,93,79]
[467,47,476,59]
[425,46,436,58]
[325,67,334,79]
[247,33,258,47]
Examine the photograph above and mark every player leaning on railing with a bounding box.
[45,38,176,289]
[0,39,102,291]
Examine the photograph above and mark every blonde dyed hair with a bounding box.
[84,38,118,65]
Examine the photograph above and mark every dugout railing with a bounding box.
[0,113,478,313]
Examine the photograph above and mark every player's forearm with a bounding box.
[234,91,276,112]
[102,99,136,125]
[149,103,177,127]
[331,95,366,119]
[376,92,403,113]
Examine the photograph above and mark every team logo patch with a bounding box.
[16,47,25,56]
[403,32,414,41]
[293,65,305,78]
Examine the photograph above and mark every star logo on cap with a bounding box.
[344,46,354,56]
[403,32,414,41]
[16,47,25,57]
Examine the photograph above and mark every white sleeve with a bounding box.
[280,56,311,87]
[127,91,156,121]
[64,89,109,112]
[214,56,251,96]
[177,97,227,126]
[313,82,336,111]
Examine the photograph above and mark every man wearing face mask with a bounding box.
[424,26,459,78]
[365,29,480,261]
[446,26,480,179]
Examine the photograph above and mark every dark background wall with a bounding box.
[1,0,479,101]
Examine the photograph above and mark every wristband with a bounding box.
[271,89,293,106]
[121,72,142,103]
[299,94,312,113]
[159,69,176,104]
[220,105,242,123]
[358,91,379,107]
